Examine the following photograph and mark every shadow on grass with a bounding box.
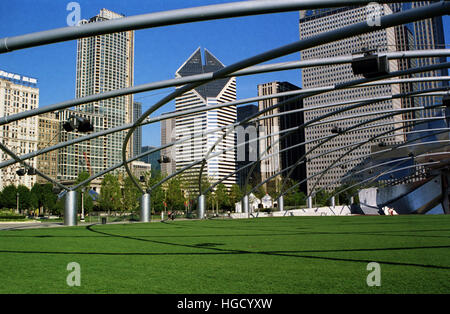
[1,224,449,270]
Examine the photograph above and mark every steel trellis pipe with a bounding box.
[333,159,444,209]
[251,117,449,198]
[278,109,449,200]
[0,143,68,191]
[243,83,450,196]
[3,3,446,194]
[320,136,450,196]
[121,2,450,194]
[279,130,450,202]
[0,0,419,53]
[1,50,448,128]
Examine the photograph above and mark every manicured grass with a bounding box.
[0,215,449,294]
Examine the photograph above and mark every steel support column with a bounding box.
[198,194,206,220]
[140,193,151,222]
[64,190,78,226]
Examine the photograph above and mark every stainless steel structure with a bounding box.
[1,1,449,223]
[64,191,78,226]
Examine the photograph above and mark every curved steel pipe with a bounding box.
[121,3,450,194]
[279,134,450,203]
[244,85,449,196]
[0,143,68,191]
[0,0,422,53]
[251,121,449,198]
[278,113,449,200]
[332,159,444,208]
[204,115,445,194]
[2,51,448,128]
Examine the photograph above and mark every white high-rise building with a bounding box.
[0,70,39,190]
[299,5,404,194]
[174,48,237,190]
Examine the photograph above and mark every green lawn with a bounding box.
[0,215,449,294]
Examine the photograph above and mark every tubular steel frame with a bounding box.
[0,1,449,222]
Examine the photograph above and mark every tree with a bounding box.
[1,185,17,210]
[333,183,360,205]
[314,189,332,206]
[214,183,230,212]
[254,184,266,199]
[17,185,31,212]
[31,183,57,215]
[165,176,185,212]
[122,175,141,211]
[99,173,122,212]
[229,184,242,209]
[146,171,165,213]
[285,190,306,207]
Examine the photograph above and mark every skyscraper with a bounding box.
[75,8,134,169]
[299,5,404,194]
[392,2,448,117]
[132,101,142,157]
[140,146,160,173]
[160,114,176,176]
[236,104,260,188]
[299,3,447,194]
[257,82,306,192]
[174,48,237,190]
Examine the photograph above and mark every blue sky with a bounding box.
[0,1,449,147]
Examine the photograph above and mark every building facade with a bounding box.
[57,109,106,183]
[132,101,142,157]
[75,8,134,171]
[160,114,176,176]
[0,71,39,190]
[392,2,448,117]
[36,112,59,184]
[299,5,404,194]
[257,82,306,193]
[174,48,237,191]
[236,104,260,188]
[140,145,161,174]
